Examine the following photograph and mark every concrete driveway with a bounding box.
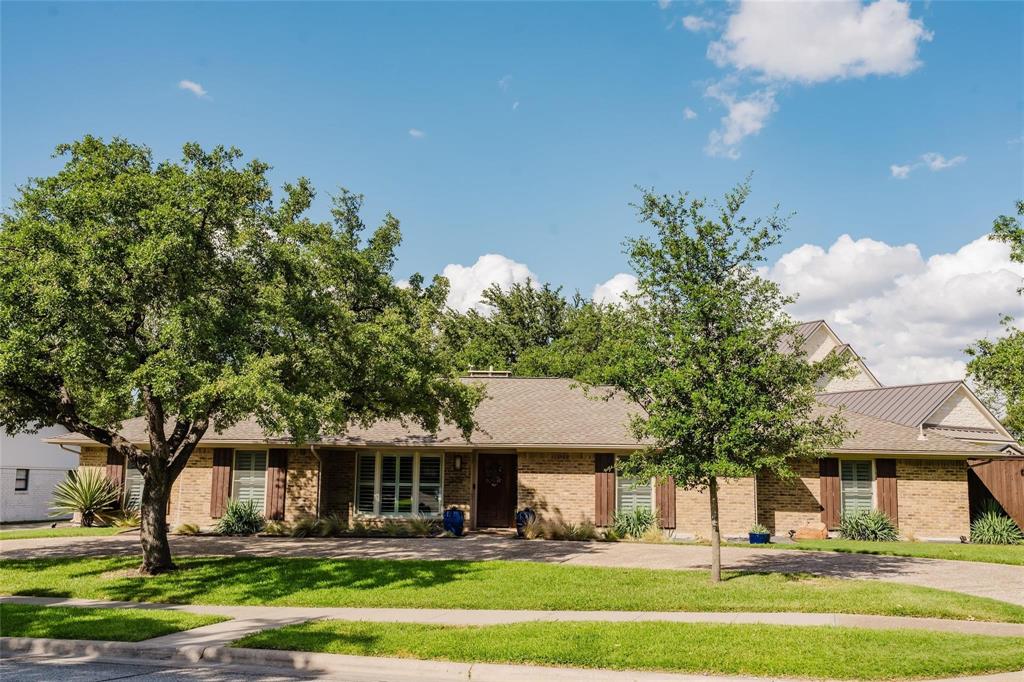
[3,532,1022,606]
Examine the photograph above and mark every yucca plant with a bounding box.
[613,507,657,539]
[50,469,120,527]
[214,498,265,536]
[839,510,899,541]
[971,500,1024,545]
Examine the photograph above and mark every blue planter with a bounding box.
[515,508,536,538]
[443,508,465,537]
[749,532,771,544]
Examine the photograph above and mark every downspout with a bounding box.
[310,445,323,518]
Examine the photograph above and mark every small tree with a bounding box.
[0,137,479,573]
[966,200,1024,439]
[584,181,850,582]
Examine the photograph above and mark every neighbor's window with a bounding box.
[840,460,873,517]
[355,452,443,516]
[232,450,267,509]
[615,459,653,515]
[124,463,144,509]
[14,469,29,491]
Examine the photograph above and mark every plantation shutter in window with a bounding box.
[875,459,898,526]
[210,448,233,518]
[840,460,873,517]
[232,451,267,509]
[124,463,144,510]
[266,449,288,521]
[617,474,653,515]
[380,454,414,514]
[820,457,840,528]
[105,448,124,491]
[594,454,616,526]
[418,455,442,515]
[656,476,676,529]
[356,454,376,514]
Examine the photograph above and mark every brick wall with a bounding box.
[445,453,473,524]
[675,477,756,538]
[517,452,594,524]
[756,459,823,534]
[168,448,214,528]
[897,459,970,540]
[284,449,319,521]
[930,391,992,429]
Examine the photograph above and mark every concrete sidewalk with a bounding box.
[5,595,1024,648]
[3,637,1024,682]
[4,533,1023,606]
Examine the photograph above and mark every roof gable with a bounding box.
[816,381,961,427]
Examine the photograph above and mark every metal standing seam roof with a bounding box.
[816,381,962,428]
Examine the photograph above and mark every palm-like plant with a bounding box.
[50,469,120,527]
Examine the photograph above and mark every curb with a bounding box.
[4,637,1024,682]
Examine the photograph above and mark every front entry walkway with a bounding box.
[4,533,1023,606]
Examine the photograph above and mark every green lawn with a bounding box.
[781,539,1024,566]
[0,603,225,641]
[0,527,123,541]
[234,620,1024,680]
[2,556,1023,623]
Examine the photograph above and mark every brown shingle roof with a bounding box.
[816,381,961,428]
[50,376,995,456]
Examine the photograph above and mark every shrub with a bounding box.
[110,508,141,528]
[640,526,667,543]
[522,518,544,540]
[262,520,291,536]
[408,516,439,537]
[215,499,265,536]
[971,500,1024,545]
[839,510,899,542]
[290,516,321,538]
[50,469,121,527]
[601,527,621,542]
[613,507,657,539]
[174,523,200,536]
[569,520,599,541]
[381,520,411,537]
[749,523,770,535]
[317,513,346,538]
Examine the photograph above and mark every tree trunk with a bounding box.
[139,460,174,575]
[709,475,721,583]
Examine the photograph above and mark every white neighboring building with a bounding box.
[0,427,77,522]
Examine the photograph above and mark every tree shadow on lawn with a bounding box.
[726,548,940,581]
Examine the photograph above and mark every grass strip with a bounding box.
[0,603,225,641]
[233,620,1024,681]
[2,556,1023,623]
[777,539,1024,566]
[0,527,123,541]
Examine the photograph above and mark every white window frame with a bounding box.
[14,469,29,492]
[614,457,654,515]
[231,449,269,512]
[839,458,876,517]
[354,451,444,518]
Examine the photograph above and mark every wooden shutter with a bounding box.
[594,454,616,526]
[104,448,124,490]
[875,459,898,526]
[210,448,233,518]
[656,476,676,529]
[969,458,1024,530]
[266,449,289,521]
[819,457,840,528]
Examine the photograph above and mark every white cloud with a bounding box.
[512,100,520,111]
[890,152,967,178]
[921,152,966,171]
[657,0,671,9]
[704,84,777,159]
[498,74,512,91]
[683,107,698,120]
[766,234,1024,385]
[890,164,912,179]
[592,273,639,306]
[708,0,932,84]
[682,15,714,32]
[408,128,426,139]
[441,254,536,313]
[177,79,208,98]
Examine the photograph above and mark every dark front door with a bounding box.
[476,453,517,527]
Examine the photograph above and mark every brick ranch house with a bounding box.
[51,321,1023,541]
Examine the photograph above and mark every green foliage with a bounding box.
[290,516,321,538]
[971,501,1024,546]
[966,317,1024,439]
[613,507,657,539]
[0,136,480,569]
[49,469,120,527]
[215,499,265,536]
[262,521,290,536]
[173,523,200,536]
[839,511,899,542]
[991,199,1023,265]
[749,523,770,535]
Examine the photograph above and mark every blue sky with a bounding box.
[2,1,1023,383]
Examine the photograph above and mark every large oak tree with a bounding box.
[0,137,479,573]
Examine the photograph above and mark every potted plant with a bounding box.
[748,523,771,544]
